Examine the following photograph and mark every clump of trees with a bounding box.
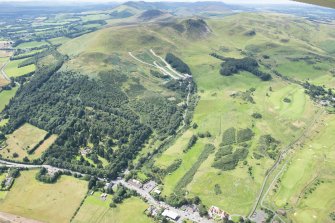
[183,135,197,153]
[303,82,335,107]
[111,184,137,205]
[221,127,236,146]
[213,127,254,171]
[35,167,61,183]
[257,134,280,160]
[210,53,271,81]
[212,145,249,171]
[165,53,192,75]
[237,128,254,143]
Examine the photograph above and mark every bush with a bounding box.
[283,97,291,103]
[252,113,262,119]
[214,184,222,195]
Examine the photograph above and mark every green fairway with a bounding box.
[73,192,152,223]
[268,114,335,221]
[0,170,88,223]
[4,59,35,78]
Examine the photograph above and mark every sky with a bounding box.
[0,0,300,4]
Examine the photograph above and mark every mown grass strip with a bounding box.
[174,144,215,192]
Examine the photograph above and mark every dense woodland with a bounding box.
[165,53,192,75]
[210,53,272,81]
[1,48,187,178]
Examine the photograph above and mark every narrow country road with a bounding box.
[0,159,213,223]
[1,61,10,82]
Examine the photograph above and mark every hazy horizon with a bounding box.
[0,0,303,5]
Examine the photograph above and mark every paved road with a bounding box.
[113,179,213,223]
[150,49,187,79]
[0,159,213,223]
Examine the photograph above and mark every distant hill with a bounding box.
[160,18,211,40]
[183,19,212,39]
[122,1,233,16]
[139,9,166,21]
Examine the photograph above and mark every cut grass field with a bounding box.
[0,123,49,161]
[73,192,152,223]
[0,170,88,223]
[0,87,18,112]
[4,59,35,78]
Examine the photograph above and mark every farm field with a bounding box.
[14,41,48,49]
[0,123,48,161]
[0,170,88,223]
[73,192,152,223]
[0,87,18,112]
[4,59,35,78]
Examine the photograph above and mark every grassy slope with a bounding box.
[151,13,325,215]
[0,170,88,223]
[73,192,152,223]
[54,11,334,217]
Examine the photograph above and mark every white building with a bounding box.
[162,209,179,221]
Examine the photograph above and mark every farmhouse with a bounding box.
[162,209,179,221]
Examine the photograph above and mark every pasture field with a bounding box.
[14,41,48,49]
[48,36,70,46]
[0,170,88,223]
[0,123,48,161]
[73,192,152,223]
[4,59,35,78]
[0,87,18,112]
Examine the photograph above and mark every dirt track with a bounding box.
[0,212,44,223]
